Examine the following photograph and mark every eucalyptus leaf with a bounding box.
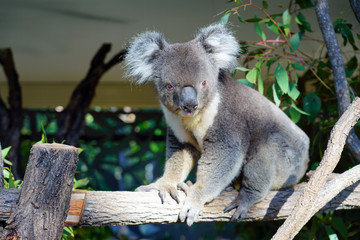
[219,13,231,25]
[289,32,301,51]
[255,22,266,41]
[303,92,321,122]
[237,78,254,87]
[291,101,309,115]
[290,108,301,123]
[282,9,290,25]
[288,82,300,100]
[272,84,281,107]
[246,68,258,84]
[1,146,11,158]
[275,64,289,93]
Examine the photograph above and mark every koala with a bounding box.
[124,24,309,226]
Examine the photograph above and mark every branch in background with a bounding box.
[272,97,360,240]
[0,143,3,189]
[0,48,23,179]
[56,45,127,145]
[349,0,360,23]
[314,0,360,162]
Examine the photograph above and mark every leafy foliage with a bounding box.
[220,0,360,239]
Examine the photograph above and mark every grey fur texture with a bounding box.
[125,24,309,226]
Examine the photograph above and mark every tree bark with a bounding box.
[0,143,3,189]
[314,0,360,162]
[0,180,359,226]
[56,45,127,145]
[0,143,78,240]
[272,97,360,240]
[349,0,360,23]
[0,48,23,179]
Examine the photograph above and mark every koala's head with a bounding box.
[125,24,239,117]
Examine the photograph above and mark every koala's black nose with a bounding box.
[180,86,198,113]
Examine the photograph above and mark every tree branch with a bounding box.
[0,48,23,178]
[349,0,360,23]
[271,97,360,240]
[314,0,360,162]
[56,45,127,145]
[0,181,359,226]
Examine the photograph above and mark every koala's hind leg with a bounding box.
[224,146,275,221]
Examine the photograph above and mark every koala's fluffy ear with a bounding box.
[195,24,240,70]
[125,31,167,84]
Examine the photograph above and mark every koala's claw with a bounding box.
[179,202,202,226]
[224,199,250,221]
[135,182,181,204]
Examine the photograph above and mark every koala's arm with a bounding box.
[179,136,248,225]
[136,128,199,203]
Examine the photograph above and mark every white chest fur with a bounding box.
[161,92,221,150]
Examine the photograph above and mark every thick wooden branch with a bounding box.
[349,0,360,23]
[0,143,78,240]
[56,45,127,146]
[0,180,359,226]
[272,97,360,240]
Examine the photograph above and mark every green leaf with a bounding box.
[1,146,11,158]
[292,62,306,71]
[265,21,280,34]
[255,22,266,41]
[295,0,314,9]
[296,12,313,32]
[272,84,281,107]
[235,66,250,72]
[288,82,300,100]
[245,18,268,23]
[219,13,231,25]
[282,9,291,25]
[303,92,321,122]
[325,226,339,240]
[238,14,246,23]
[345,55,358,77]
[291,101,309,115]
[262,1,268,9]
[73,178,90,190]
[290,108,301,123]
[237,78,254,87]
[275,64,289,93]
[258,74,264,95]
[3,169,10,179]
[246,68,258,84]
[331,217,348,238]
[289,32,301,51]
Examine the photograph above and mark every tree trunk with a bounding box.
[0,143,78,240]
[0,48,23,179]
[314,0,360,162]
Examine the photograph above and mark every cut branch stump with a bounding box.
[0,143,78,240]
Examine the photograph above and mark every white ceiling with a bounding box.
[0,0,358,107]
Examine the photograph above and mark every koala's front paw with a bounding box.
[135,180,181,204]
[179,187,205,226]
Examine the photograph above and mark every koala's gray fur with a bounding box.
[125,24,309,226]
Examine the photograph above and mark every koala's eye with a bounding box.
[166,84,174,90]
[201,81,207,86]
